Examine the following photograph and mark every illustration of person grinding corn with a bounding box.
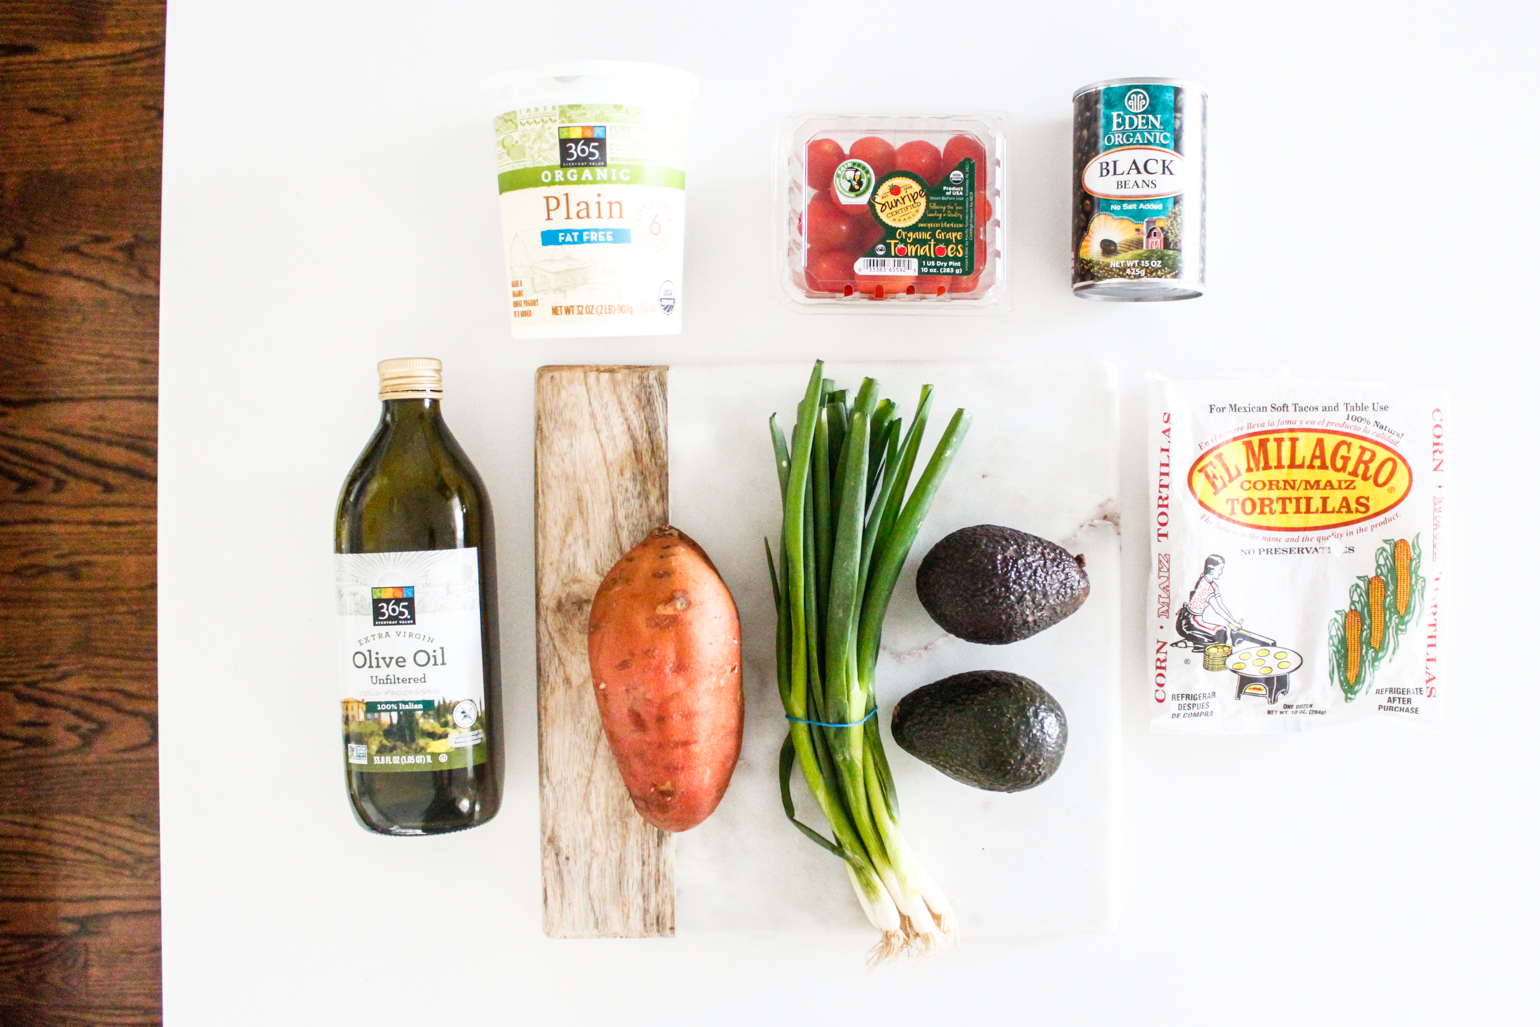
[1176,555,1275,650]
[1179,555,1304,705]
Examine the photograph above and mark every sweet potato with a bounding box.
[587,525,743,832]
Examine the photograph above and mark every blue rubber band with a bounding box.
[785,707,878,728]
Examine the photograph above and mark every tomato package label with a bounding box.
[1148,376,1448,734]
[836,159,976,277]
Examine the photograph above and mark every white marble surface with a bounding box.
[670,361,1119,937]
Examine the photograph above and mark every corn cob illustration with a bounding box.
[1344,609,1363,688]
[1394,539,1412,616]
[1368,576,1386,650]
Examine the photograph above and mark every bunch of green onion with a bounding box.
[765,360,971,964]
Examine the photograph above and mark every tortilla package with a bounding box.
[1149,376,1447,733]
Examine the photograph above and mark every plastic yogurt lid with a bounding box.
[484,61,698,95]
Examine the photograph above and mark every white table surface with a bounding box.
[158,1,1538,1022]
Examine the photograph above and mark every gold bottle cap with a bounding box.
[377,357,442,400]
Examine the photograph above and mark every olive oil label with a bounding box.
[336,549,489,773]
[856,161,976,277]
[1073,83,1199,287]
[493,103,689,330]
[1148,377,1447,735]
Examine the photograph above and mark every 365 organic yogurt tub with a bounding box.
[485,61,697,338]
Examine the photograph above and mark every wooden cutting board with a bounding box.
[534,365,673,938]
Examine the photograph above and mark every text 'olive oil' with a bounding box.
[334,358,502,835]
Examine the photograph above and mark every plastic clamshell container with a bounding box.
[774,112,1008,314]
[484,61,698,339]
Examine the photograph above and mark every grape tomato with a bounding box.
[847,136,896,178]
[942,134,988,191]
[805,193,859,250]
[804,248,858,294]
[805,138,845,190]
[779,112,1007,313]
[894,140,944,186]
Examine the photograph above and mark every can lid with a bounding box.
[1072,76,1207,99]
[484,61,698,98]
[378,357,442,401]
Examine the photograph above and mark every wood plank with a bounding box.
[1,169,163,233]
[0,398,157,505]
[0,910,162,1012]
[0,522,155,591]
[0,308,158,402]
[0,612,153,665]
[0,657,158,771]
[0,41,163,173]
[0,1004,164,1027]
[0,230,160,305]
[0,764,158,820]
[534,365,674,938]
[0,1,165,44]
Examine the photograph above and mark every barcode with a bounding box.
[855,257,918,276]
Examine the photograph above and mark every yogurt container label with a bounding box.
[493,102,688,335]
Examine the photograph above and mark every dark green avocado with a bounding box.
[916,524,1089,645]
[891,670,1067,792]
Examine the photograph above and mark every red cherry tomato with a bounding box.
[805,246,912,298]
[804,248,858,295]
[805,137,845,191]
[895,140,944,186]
[847,136,896,178]
[805,193,858,249]
[943,134,988,192]
[848,209,884,254]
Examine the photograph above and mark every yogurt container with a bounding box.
[485,62,697,338]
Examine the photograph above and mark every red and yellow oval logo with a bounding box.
[873,174,927,228]
[1187,429,1411,532]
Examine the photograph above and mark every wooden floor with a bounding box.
[0,1,164,1024]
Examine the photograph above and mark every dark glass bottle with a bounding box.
[334,358,502,835]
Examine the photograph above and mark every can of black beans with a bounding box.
[1072,78,1206,301]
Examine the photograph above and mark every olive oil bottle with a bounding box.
[334,358,502,835]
